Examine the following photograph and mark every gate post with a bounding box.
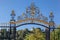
[49,12,54,40]
[45,27,50,40]
[10,10,16,40]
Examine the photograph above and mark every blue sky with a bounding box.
[0,0,60,30]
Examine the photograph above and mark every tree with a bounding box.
[50,25,60,40]
[17,28,30,40]
[24,28,45,40]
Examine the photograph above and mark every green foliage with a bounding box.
[17,28,30,40]
[50,25,60,40]
[24,28,45,40]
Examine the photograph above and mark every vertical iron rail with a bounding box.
[49,26,50,40]
[13,25,16,40]
[45,27,50,40]
[9,24,11,40]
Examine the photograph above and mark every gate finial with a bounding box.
[10,10,16,21]
[49,11,54,21]
[11,10,16,16]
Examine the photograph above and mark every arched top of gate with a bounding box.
[0,2,55,28]
[10,3,55,26]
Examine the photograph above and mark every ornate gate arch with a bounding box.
[0,3,55,40]
[10,3,55,40]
